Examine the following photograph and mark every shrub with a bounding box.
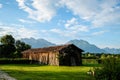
[94,57,120,80]
[97,59,102,64]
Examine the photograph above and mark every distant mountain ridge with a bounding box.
[21,38,55,48]
[103,47,120,54]
[21,38,120,54]
[67,39,106,53]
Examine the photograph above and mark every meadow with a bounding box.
[0,63,98,80]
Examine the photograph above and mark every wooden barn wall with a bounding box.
[74,50,82,66]
[22,51,59,66]
[38,52,49,64]
[58,47,82,66]
[48,52,59,65]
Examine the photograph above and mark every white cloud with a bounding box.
[16,0,57,22]
[60,0,120,27]
[65,18,78,28]
[50,28,74,37]
[16,0,120,26]
[65,18,89,32]
[19,19,36,23]
[60,0,100,20]
[50,29,62,34]
[0,4,2,8]
[0,24,39,39]
[92,31,108,36]
[49,17,89,38]
[92,6,120,27]
[49,16,109,38]
[50,28,89,39]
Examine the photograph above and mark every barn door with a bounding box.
[70,57,76,66]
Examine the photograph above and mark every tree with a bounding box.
[0,34,31,58]
[0,35,16,58]
[0,44,16,58]
[0,34,15,45]
[15,40,31,57]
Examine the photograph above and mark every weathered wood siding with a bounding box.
[48,52,59,65]
[23,51,59,65]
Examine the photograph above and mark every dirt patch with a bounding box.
[0,70,16,80]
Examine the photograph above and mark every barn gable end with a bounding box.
[22,44,83,66]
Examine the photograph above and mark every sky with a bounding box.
[0,0,120,48]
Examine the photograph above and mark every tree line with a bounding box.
[0,34,31,58]
[82,52,120,59]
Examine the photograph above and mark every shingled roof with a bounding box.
[22,44,84,53]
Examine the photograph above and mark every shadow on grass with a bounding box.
[82,64,101,67]
[4,70,95,80]
[0,64,45,67]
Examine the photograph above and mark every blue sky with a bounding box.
[0,0,120,48]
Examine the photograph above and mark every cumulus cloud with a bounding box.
[60,0,120,27]
[59,0,100,20]
[0,24,39,39]
[65,18,78,28]
[49,18,89,38]
[16,0,120,27]
[92,6,120,27]
[16,0,57,22]
[65,18,89,32]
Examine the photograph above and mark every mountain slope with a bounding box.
[21,38,56,48]
[67,39,106,53]
[103,47,120,54]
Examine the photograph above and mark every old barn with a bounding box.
[22,44,83,66]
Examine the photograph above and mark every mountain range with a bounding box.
[21,38,55,48]
[67,39,106,53]
[21,38,120,54]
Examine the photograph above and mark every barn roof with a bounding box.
[22,44,84,53]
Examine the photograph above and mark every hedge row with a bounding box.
[0,59,38,64]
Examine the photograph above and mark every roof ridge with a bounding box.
[22,44,83,53]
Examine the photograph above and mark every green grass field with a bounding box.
[0,64,97,80]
